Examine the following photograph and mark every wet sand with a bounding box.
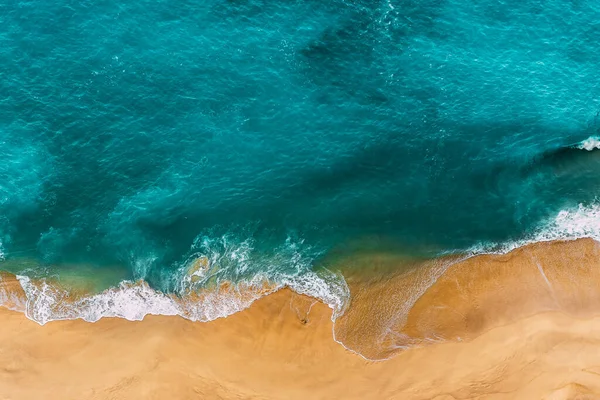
[3,238,600,399]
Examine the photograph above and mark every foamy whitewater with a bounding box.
[469,204,600,255]
[0,234,350,325]
[11,269,348,326]
[577,137,600,151]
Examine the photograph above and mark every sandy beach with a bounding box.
[3,239,600,399]
[2,0,599,397]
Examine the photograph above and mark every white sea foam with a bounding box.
[0,231,350,326]
[283,268,350,319]
[10,268,349,326]
[534,204,600,242]
[17,277,180,325]
[0,274,25,313]
[576,136,600,151]
[469,203,600,256]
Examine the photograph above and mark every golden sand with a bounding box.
[336,237,600,359]
[2,239,600,399]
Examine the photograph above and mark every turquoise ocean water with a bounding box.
[1,0,600,324]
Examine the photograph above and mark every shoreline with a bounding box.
[334,237,600,359]
[3,238,600,398]
[3,289,600,399]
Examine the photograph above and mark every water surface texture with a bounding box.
[1,0,600,322]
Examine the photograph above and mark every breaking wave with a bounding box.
[576,137,600,151]
[0,232,350,325]
[10,269,348,326]
[468,202,600,255]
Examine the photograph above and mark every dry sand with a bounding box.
[2,239,600,399]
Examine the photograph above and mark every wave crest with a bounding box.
[576,136,600,151]
[469,203,600,255]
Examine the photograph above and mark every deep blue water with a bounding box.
[1,0,600,298]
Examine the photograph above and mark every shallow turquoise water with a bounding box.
[1,0,600,320]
